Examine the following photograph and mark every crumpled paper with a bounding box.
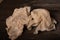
[6,6,57,40]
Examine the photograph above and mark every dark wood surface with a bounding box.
[0,0,60,40]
